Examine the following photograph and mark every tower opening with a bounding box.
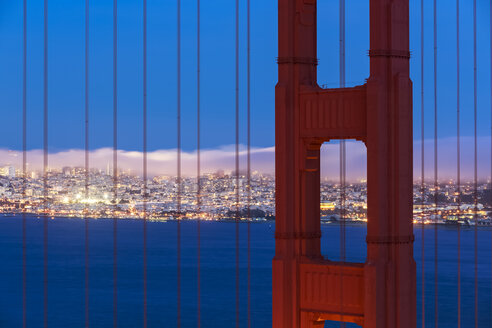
[320,140,367,263]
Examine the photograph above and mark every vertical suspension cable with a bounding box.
[112,0,118,326]
[246,0,251,326]
[142,0,148,326]
[339,0,345,87]
[339,142,346,327]
[433,0,438,325]
[196,0,201,325]
[84,0,90,326]
[234,0,240,326]
[490,0,492,323]
[473,0,478,326]
[456,0,461,326]
[22,0,27,326]
[420,0,425,325]
[43,0,49,326]
[176,0,182,326]
[339,0,346,325]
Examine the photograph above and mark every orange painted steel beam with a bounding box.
[273,0,415,327]
[299,85,367,141]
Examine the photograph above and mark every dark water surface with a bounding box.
[0,216,491,327]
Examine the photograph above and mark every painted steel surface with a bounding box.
[274,0,415,327]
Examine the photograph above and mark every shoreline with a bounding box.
[2,212,491,229]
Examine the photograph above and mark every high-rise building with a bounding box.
[1,166,16,178]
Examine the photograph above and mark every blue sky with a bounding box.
[1,0,492,167]
[0,0,277,152]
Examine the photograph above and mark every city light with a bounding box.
[0,166,489,225]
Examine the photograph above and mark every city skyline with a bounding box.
[0,164,489,225]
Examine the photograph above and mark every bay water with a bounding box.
[0,216,491,327]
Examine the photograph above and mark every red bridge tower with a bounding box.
[274,0,416,327]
